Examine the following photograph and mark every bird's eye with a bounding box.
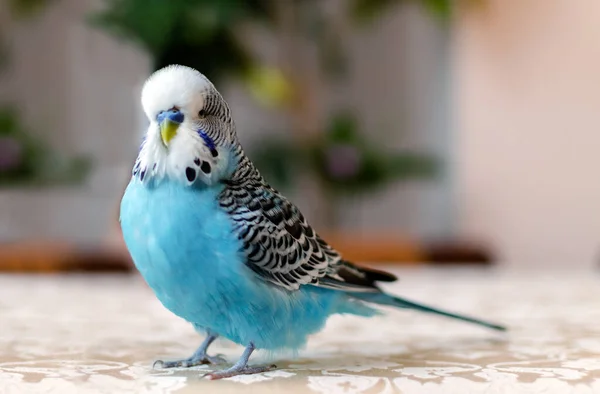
[198,109,207,117]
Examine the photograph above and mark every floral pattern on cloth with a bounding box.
[1,268,599,393]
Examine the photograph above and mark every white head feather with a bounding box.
[141,65,212,122]
[134,65,236,187]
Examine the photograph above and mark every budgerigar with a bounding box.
[119,65,506,380]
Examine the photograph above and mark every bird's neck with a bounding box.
[228,143,263,185]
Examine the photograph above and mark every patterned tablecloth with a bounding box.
[1,267,599,393]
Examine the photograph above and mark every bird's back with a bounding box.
[217,161,399,294]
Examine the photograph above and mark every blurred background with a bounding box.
[0,0,598,271]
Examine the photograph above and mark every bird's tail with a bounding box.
[352,292,506,332]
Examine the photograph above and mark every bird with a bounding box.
[119,65,506,380]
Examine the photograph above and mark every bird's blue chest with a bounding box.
[120,178,347,351]
[119,179,243,321]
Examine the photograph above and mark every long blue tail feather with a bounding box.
[353,292,507,332]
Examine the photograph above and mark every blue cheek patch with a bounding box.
[198,129,219,158]
[197,129,216,151]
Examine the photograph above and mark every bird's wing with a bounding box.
[220,182,397,292]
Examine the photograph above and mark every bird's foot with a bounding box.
[153,353,227,369]
[203,364,277,380]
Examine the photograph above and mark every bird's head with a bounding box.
[135,65,239,186]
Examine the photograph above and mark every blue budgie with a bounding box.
[119,65,506,380]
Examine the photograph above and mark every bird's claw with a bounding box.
[202,364,277,380]
[153,353,227,369]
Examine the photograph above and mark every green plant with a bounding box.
[89,0,273,84]
[253,113,436,195]
[351,0,452,22]
[0,107,92,187]
[0,0,92,187]
[8,0,58,17]
[91,0,450,227]
[251,0,446,209]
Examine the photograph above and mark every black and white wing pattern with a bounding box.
[219,178,397,292]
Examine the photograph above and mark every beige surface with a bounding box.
[1,267,599,393]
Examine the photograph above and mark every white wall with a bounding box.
[0,0,451,244]
[454,0,600,267]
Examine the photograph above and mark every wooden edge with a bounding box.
[0,235,493,272]
[0,241,132,273]
[319,232,425,264]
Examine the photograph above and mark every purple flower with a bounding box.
[324,144,361,179]
[0,137,23,172]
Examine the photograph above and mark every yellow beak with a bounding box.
[160,120,179,146]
